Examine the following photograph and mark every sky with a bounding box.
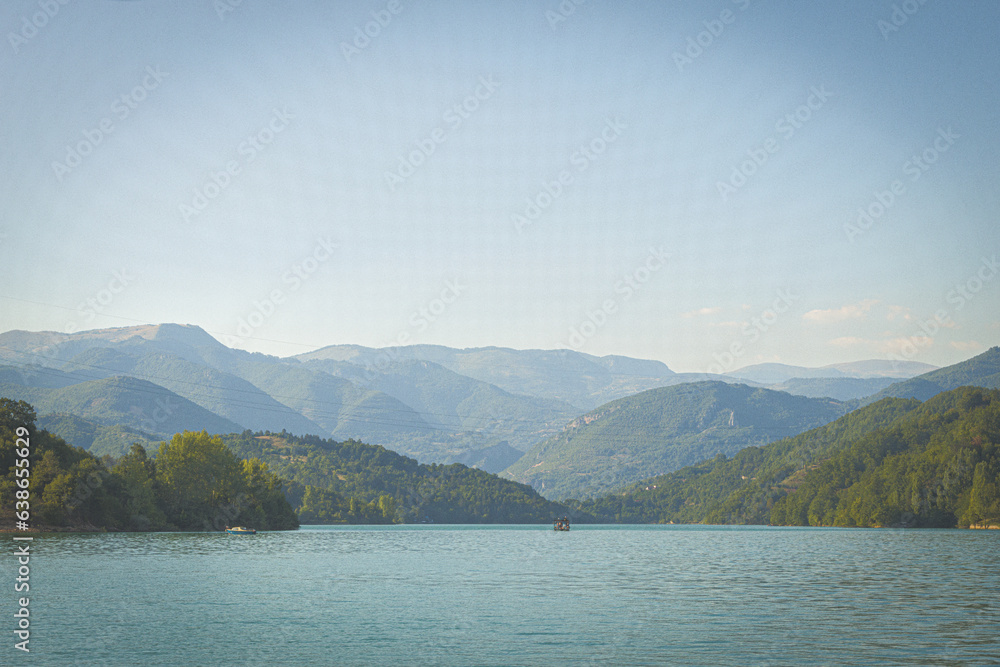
[1,0,998,373]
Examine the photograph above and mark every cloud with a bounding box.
[829,335,937,356]
[886,305,913,321]
[950,340,982,352]
[804,299,879,324]
[681,306,721,319]
[830,336,866,347]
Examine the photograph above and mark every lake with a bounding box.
[10,525,999,665]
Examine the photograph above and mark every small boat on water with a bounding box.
[225,526,256,535]
[553,517,570,531]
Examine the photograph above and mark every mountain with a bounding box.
[37,412,160,458]
[502,381,848,499]
[0,374,242,436]
[59,346,327,435]
[296,344,682,411]
[1,325,991,476]
[450,442,525,472]
[298,357,578,450]
[579,386,1000,529]
[767,376,897,401]
[726,359,937,384]
[0,326,691,465]
[823,359,939,378]
[220,431,574,524]
[860,346,1000,404]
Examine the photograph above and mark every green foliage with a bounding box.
[576,387,1000,530]
[221,430,576,524]
[771,387,1000,528]
[506,381,849,499]
[40,413,160,458]
[0,375,242,436]
[575,396,922,524]
[0,398,298,532]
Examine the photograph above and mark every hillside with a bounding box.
[861,346,1000,404]
[0,327,590,465]
[0,375,242,436]
[296,344,681,411]
[726,360,937,384]
[0,398,298,532]
[38,412,160,458]
[577,397,922,523]
[771,387,1000,527]
[220,431,574,524]
[578,387,1000,529]
[61,346,327,435]
[503,381,848,499]
[769,376,897,401]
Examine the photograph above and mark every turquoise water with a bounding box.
[8,525,999,666]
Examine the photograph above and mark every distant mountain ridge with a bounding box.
[0,325,991,477]
[578,385,1000,529]
[859,346,1000,405]
[726,359,938,384]
[502,381,849,499]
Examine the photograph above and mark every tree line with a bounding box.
[1,398,297,531]
[575,387,1000,528]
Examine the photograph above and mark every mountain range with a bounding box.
[503,381,849,499]
[0,325,991,499]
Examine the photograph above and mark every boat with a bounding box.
[225,526,256,535]
[553,517,570,531]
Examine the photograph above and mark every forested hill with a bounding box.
[504,381,847,499]
[860,346,1000,404]
[1,397,578,530]
[221,431,574,524]
[0,398,298,532]
[579,386,1000,529]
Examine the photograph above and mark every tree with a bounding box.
[112,444,166,530]
[155,431,246,529]
[964,461,1000,526]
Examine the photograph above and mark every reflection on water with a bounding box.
[10,526,999,666]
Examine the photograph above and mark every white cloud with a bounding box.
[804,299,879,324]
[886,305,913,321]
[681,306,721,319]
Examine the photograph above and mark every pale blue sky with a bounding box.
[1,0,997,371]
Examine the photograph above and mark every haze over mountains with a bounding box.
[1,324,992,499]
